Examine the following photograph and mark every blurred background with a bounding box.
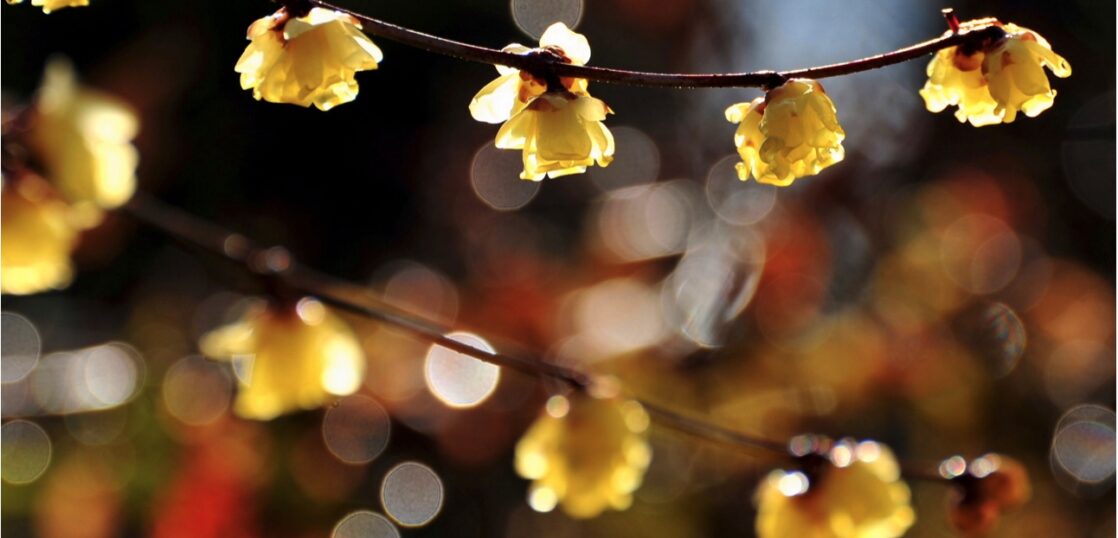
[1,0,1114,536]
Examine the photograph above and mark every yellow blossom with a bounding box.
[495,91,615,181]
[469,22,591,123]
[920,21,1070,126]
[235,7,383,111]
[200,298,365,420]
[982,24,1071,123]
[514,393,651,518]
[920,54,1002,126]
[755,439,915,538]
[1,175,81,295]
[26,59,138,221]
[4,0,89,14]
[725,79,845,187]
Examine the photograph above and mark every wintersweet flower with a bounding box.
[200,298,365,420]
[920,21,1070,126]
[982,23,1071,123]
[725,79,845,187]
[469,22,591,124]
[26,59,138,220]
[495,91,615,181]
[514,393,651,518]
[755,438,915,538]
[4,0,89,14]
[1,175,81,295]
[235,7,383,111]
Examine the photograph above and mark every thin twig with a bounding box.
[305,0,1001,89]
[123,191,797,457]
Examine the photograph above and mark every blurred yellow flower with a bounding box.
[946,454,1031,537]
[200,298,365,420]
[26,59,138,220]
[755,439,915,538]
[235,7,383,111]
[469,22,591,124]
[920,21,1070,126]
[726,79,845,187]
[514,393,651,518]
[495,91,615,181]
[1,175,81,295]
[4,0,89,14]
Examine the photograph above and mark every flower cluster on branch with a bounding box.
[0,2,1076,535]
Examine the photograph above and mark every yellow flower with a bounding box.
[982,24,1071,123]
[514,393,651,518]
[200,298,365,420]
[920,21,1070,126]
[26,59,138,221]
[4,0,89,14]
[235,7,383,111]
[725,79,845,187]
[1,175,81,295]
[469,22,591,124]
[755,439,915,538]
[471,23,612,180]
[921,53,1003,126]
[495,91,615,181]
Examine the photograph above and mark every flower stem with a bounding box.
[306,0,999,89]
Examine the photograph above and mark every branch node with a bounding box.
[757,71,788,91]
[942,8,960,33]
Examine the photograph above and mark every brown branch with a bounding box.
[123,191,801,459]
[306,0,1002,89]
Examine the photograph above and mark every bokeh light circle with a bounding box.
[332,510,400,538]
[470,143,541,211]
[424,332,501,408]
[1,310,40,382]
[957,302,1026,378]
[322,395,392,464]
[662,225,766,347]
[510,0,584,40]
[939,214,1022,294]
[381,462,444,527]
[1050,404,1116,496]
[705,154,778,226]
[83,344,141,407]
[1,419,52,484]
[163,355,234,425]
[596,181,699,262]
[587,126,661,191]
[1,312,40,383]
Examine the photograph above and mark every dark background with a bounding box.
[2,0,1114,536]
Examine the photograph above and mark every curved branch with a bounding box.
[309,0,1000,89]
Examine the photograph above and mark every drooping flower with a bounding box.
[725,79,845,187]
[920,21,1070,126]
[1,174,81,295]
[496,91,614,181]
[514,393,651,518]
[470,23,613,180]
[755,437,915,538]
[4,0,89,14]
[982,24,1071,123]
[200,298,365,420]
[26,58,139,221]
[235,7,383,111]
[469,22,591,123]
[943,454,1031,537]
